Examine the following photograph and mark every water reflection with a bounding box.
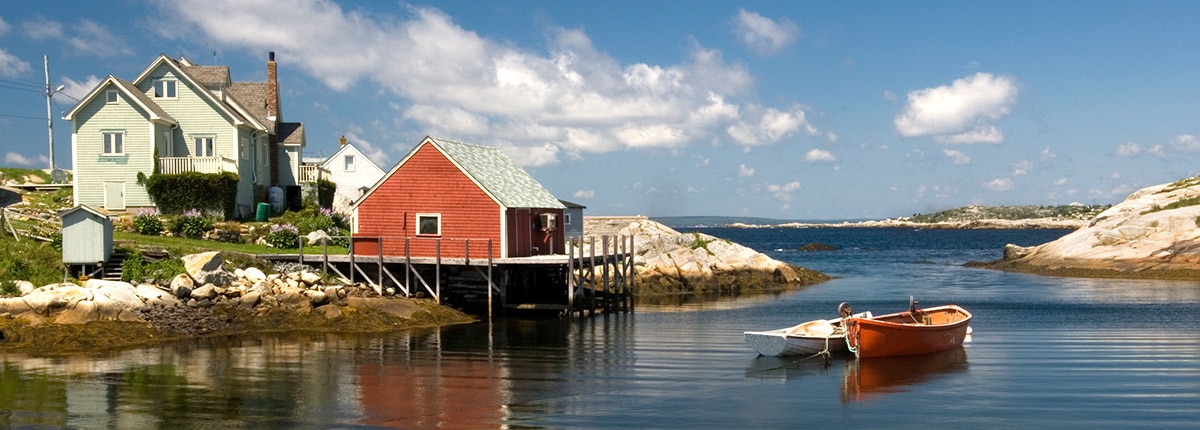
[840,346,969,402]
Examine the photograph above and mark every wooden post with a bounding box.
[436,239,441,304]
[349,237,356,284]
[589,239,596,317]
[405,238,411,298]
[602,235,611,312]
[567,240,575,317]
[487,238,493,318]
[322,240,329,278]
[377,237,384,294]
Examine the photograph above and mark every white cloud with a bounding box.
[1168,134,1200,152]
[573,189,595,199]
[340,132,391,168]
[1054,178,1068,186]
[733,9,801,56]
[1012,159,1034,176]
[766,181,801,201]
[738,164,755,177]
[882,90,896,102]
[943,149,971,165]
[0,49,30,78]
[155,1,820,166]
[0,16,10,34]
[22,17,63,40]
[893,72,1018,144]
[1116,141,1166,157]
[1039,147,1056,161]
[4,152,47,167]
[57,75,102,104]
[805,148,836,163]
[984,177,1013,191]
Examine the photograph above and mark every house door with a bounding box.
[104,182,125,210]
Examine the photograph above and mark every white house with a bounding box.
[314,136,386,213]
[63,52,306,218]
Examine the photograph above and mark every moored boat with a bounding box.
[844,299,972,358]
[744,303,872,357]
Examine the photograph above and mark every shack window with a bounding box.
[416,213,441,236]
[154,79,177,98]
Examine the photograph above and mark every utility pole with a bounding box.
[44,55,54,170]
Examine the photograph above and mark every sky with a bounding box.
[1,1,1199,220]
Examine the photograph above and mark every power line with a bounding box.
[0,78,42,90]
[0,83,42,94]
[0,113,46,120]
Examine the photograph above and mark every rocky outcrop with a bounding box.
[977,178,1200,278]
[587,217,829,295]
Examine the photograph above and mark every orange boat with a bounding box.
[844,299,972,358]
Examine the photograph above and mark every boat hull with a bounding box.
[846,305,972,358]
[743,329,847,357]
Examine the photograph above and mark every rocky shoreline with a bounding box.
[727,217,1087,230]
[0,251,474,354]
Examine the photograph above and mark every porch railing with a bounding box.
[299,165,331,183]
[157,156,237,175]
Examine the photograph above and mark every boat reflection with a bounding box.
[841,346,969,402]
[743,355,847,381]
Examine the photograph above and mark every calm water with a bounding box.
[3,228,1200,428]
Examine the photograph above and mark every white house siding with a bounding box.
[277,145,300,187]
[321,143,386,211]
[71,84,156,210]
[234,128,262,217]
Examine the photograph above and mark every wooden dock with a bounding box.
[262,235,634,317]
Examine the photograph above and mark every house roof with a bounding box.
[357,136,565,211]
[180,65,230,89]
[428,137,565,209]
[559,199,587,209]
[226,82,272,130]
[62,75,177,125]
[319,140,385,174]
[60,204,109,220]
[278,122,305,146]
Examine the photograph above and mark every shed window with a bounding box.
[105,90,118,104]
[416,213,441,236]
[154,79,177,98]
[102,132,124,155]
[344,155,355,172]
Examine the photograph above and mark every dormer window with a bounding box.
[154,79,177,98]
[105,90,118,104]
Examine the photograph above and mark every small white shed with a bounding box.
[61,205,113,264]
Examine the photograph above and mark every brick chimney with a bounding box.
[340,135,347,146]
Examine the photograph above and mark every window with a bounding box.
[564,213,572,225]
[103,132,124,155]
[105,90,118,104]
[154,79,177,98]
[416,213,441,236]
[195,137,215,157]
[344,155,356,172]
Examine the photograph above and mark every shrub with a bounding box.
[0,280,20,297]
[121,250,185,284]
[169,209,214,238]
[265,223,300,249]
[144,171,239,219]
[0,234,64,285]
[132,208,164,235]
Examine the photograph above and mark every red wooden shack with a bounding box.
[351,136,566,259]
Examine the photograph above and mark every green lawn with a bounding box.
[114,230,350,256]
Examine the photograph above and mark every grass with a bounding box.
[1142,196,1200,215]
[114,230,350,255]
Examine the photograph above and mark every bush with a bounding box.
[265,223,300,249]
[132,208,164,235]
[169,209,214,238]
[1,280,20,297]
[0,235,64,285]
[144,171,239,219]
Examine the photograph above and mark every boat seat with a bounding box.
[786,319,836,337]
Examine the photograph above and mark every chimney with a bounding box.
[266,51,279,129]
[340,135,347,146]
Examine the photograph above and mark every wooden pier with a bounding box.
[262,235,635,317]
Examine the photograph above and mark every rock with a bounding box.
[182,251,235,286]
[88,280,145,309]
[191,284,218,301]
[243,267,267,283]
[0,297,33,316]
[21,290,68,315]
[55,301,98,324]
[15,280,34,295]
[306,290,328,306]
[323,286,341,303]
[134,284,174,303]
[300,271,322,286]
[240,291,261,309]
[170,274,194,298]
[346,297,425,319]
[315,304,342,319]
[306,229,332,245]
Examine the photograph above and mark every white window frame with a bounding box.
[344,154,356,172]
[416,213,441,236]
[154,79,177,98]
[194,136,215,157]
[105,90,118,104]
[564,213,572,225]
[102,131,124,155]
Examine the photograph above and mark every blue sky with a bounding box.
[2,1,1199,220]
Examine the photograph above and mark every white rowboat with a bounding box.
[744,312,873,357]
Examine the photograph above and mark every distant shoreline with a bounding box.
[721,218,1087,230]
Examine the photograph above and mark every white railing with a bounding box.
[299,165,330,183]
[157,156,237,175]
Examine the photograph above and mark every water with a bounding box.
[3,228,1200,428]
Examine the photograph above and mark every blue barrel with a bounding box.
[256,202,270,222]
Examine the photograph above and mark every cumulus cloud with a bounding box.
[4,152,47,167]
[0,16,9,34]
[0,49,30,78]
[573,189,595,199]
[894,72,1018,144]
[340,132,392,168]
[738,164,755,177]
[804,148,836,163]
[1012,159,1033,176]
[943,149,971,165]
[1116,141,1166,157]
[154,0,822,166]
[984,177,1013,191]
[1168,134,1200,152]
[57,75,102,104]
[22,17,63,39]
[732,9,801,56]
[766,181,801,201]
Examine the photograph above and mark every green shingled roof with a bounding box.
[428,137,565,209]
